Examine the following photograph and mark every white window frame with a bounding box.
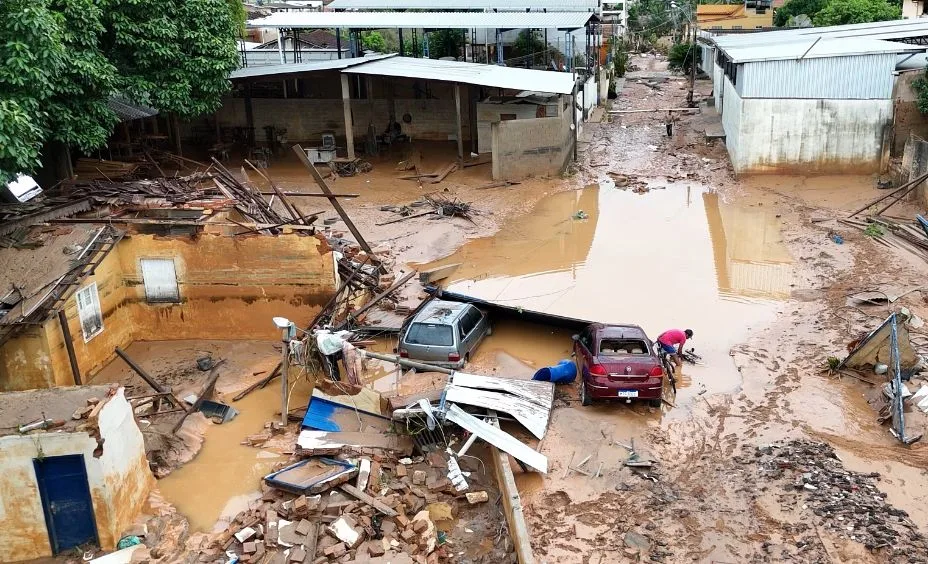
[140,258,180,303]
[75,282,104,342]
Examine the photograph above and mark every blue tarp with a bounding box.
[301,395,390,431]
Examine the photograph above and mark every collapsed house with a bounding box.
[0,385,153,560]
[0,172,338,391]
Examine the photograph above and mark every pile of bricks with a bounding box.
[196,450,493,564]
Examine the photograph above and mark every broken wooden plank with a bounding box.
[115,346,167,394]
[424,163,457,184]
[375,210,436,226]
[258,192,358,198]
[336,270,417,330]
[445,404,547,473]
[450,372,555,410]
[338,484,398,516]
[474,181,521,190]
[417,262,461,285]
[296,430,414,456]
[292,144,374,256]
[172,360,226,434]
[445,385,550,440]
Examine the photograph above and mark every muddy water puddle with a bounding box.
[158,381,313,533]
[423,182,792,410]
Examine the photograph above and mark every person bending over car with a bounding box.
[657,328,693,365]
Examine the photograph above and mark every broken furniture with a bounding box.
[264,458,358,495]
[305,132,337,164]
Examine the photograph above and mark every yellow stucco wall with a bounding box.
[0,232,335,391]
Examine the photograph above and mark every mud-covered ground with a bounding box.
[519,56,928,564]
[115,53,928,564]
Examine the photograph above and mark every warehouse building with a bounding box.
[699,21,928,174]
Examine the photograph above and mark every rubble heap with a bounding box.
[192,448,511,564]
[756,440,928,557]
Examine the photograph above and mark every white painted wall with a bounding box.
[720,79,892,173]
[712,61,723,113]
[0,389,153,561]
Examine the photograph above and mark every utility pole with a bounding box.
[688,25,697,107]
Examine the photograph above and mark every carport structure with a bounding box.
[223,55,578,181]
[246,10,599,69]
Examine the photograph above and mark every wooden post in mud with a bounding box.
[280,331,290,426]
[454,83,464,170]
[341,74,355,160]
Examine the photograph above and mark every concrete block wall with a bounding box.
[491,108,573,181]
[893,70,928,155]
[211,96,468,145]
[721,77,893,174]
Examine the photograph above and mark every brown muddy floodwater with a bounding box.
[423,181,793,411]
[158,380,313,532]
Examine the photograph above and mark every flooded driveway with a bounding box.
[424,182,792,409]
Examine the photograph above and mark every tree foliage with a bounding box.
[628,0,674,37]
[428,29,464,59]
[360,31,386,53]
[0,0,64,178]
[511,30,546,59]
[667,42,695,73]
[0,0,240,178]
[812,0,900,25]
[912,71,928,116]
[773,0,828,26]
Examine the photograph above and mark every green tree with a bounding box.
[105,0,240,119]
[511,30,546,59]
[0,0,64,178]
[360,31,386,52]
[773,0,827,26]
[911,71,928,116]
[46,0,119,155]
[429,29,464,59]
[667,42,695,73]
[812,0,900,25]
[628,0,673,37]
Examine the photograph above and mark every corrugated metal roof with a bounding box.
[107,95,159,122]
[247,10,595,29]
[711,19,928,48]
[723,38,923,63]
[738,52,899,98]
[342,56,576,93]
[328,0,599,9]
[230,53,395,80]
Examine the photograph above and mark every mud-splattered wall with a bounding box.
[0,388,153,561]
[491,101,573,181]
[0,232,335,391]
[893,70,928,155]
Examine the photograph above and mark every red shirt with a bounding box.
[658,329,687,347]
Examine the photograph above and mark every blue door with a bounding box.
[34,455,99,554]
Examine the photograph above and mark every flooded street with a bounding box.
[425,182,789,409]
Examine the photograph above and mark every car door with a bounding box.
[574,328,594,377]
[458,306,481,358]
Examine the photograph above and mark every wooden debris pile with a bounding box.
[377,194,474,226]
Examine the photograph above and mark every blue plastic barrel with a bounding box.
[532,359,577,384]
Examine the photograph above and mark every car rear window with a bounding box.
[406,323,454,346]
[599,339,650,355]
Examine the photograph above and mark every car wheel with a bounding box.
[648,398,663,408]
[580,381,592,406]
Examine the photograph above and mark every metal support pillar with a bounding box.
[278,29,285,64]
[337,28,342,59]
[496,29,503,65]
[399,29,404,55]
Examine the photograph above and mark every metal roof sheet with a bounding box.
[229,53,395,80]
[722,38,923,63]
[328,0,599,9]
[711,19,928,48]
[341,56,576,93]
[107,95,159,122]
[248,10,594,29]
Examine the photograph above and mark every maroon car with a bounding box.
[573,323,665,407]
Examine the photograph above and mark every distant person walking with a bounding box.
[657,328,693,366]
[665,111,674,137]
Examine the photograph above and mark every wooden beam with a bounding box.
[292,144,374,255]
[115,346,167,393]
[258,192,359,198]
[58,310,81,385]
[341,74,355,160]
[339,484,398,516]
[336,270,416,330]
[454,83,464,170]
[172,360,225,434]
[48,218,317,230]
